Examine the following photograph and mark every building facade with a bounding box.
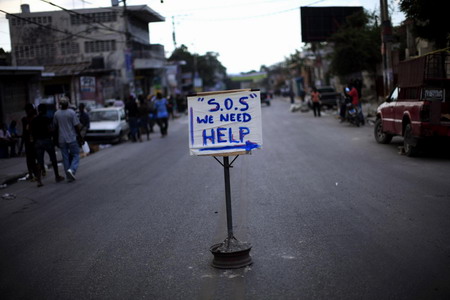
[7,4,165,106]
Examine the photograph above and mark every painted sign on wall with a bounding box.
[188,89,263,156]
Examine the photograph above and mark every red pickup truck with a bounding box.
[374,49,450,156]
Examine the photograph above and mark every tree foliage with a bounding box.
[168,45,227,88]
[168,44,194,73]
[196,52,227,87]
[0,48,11,66]
[328,11,381,78]
[285,49,305,71]
[399,0,449,48]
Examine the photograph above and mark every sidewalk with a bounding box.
[0,151,64,186]
[285,96,378,122]
[0,155,30,186]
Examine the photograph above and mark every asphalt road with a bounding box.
[1,98,450,299]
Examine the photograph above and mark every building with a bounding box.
[0,66,43,127]
[6,3,165,107]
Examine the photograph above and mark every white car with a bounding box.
[86,107,129,143]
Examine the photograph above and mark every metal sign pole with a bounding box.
[210,155,252,269]
[223,156,234,239]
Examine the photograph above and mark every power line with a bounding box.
[184,7,299,22]
[39,0,128,36]
[167,0,325,22]
[0,9,102,42]
[0,7,150,46]
[38,1,154,45]
[163,0,302,15]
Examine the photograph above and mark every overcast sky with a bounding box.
[0,0,404,74]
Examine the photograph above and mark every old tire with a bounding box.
[374,118,392,144]
[403,123,418,157]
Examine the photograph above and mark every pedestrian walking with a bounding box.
[289,84,295,104]
[148,94,157,133]
[175,93,186,114]
[125,95,140,142]
[0,123,17,158]
[31,104,65,186]
[311,87,321,117]
[53,97,83,182]
[8,120,20,154]
[78,103,90,139]
[21,103,41,183]
[154,92,169,137]
[138,95,150,141]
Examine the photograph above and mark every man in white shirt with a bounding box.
[53,97,83,182]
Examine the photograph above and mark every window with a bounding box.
[71,12,117,25]
[60,42,79,55]
[85,40,116,53]
[15,44,57,59]
[10,15,52,26]
[390,87,399,101]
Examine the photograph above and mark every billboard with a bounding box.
[300,6,363,43]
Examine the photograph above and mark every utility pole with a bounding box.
[122,0,135,96]
[112,0,135,96]
[172,16,177,49]
[380,0,393,96]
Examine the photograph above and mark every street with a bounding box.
[1,97,450,299]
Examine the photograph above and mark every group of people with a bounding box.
[308,80,364,124]
[5,91,177,187]
[125,92,173,142]
[16,97,89,187]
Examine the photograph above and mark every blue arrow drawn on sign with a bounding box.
[199,141,261,152]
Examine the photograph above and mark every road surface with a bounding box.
[1,97,449,299]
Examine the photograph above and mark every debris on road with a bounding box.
[2,193,16,200]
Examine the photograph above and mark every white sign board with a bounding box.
[188,89,263,156]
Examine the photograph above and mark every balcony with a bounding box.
[133,44,165,70]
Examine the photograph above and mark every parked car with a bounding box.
[307,86,342,109]
[374,49,450,156]
[316,86,342,108]
[105,99,125,107]
[86,107,129,144]
[78,100,102,111]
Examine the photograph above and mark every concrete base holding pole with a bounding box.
[210,236,252,269]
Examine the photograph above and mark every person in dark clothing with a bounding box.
[138,96,150,141]
[21,103,41,184]
[175,93,186,114]
[310,87,321,117]
[148,94,157,133]
[31,104,65,186]
[0,123,17,157]
[125,96,140,142]
[78,103,90,139]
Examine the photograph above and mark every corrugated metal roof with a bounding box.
[43,62,91,76]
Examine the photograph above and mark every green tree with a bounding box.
[168,44,194,73]
[168,45,227,89]
[285,49,305,70]
[328,11,381,78]
[197,51,227,88]
[399,0,449,49]
[0,48,11,66]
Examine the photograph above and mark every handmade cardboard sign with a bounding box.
[188,89,263,156]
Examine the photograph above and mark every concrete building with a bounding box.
[6,3,165,106]
[0,66,43,126]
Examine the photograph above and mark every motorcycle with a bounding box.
[345,102,361,127]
